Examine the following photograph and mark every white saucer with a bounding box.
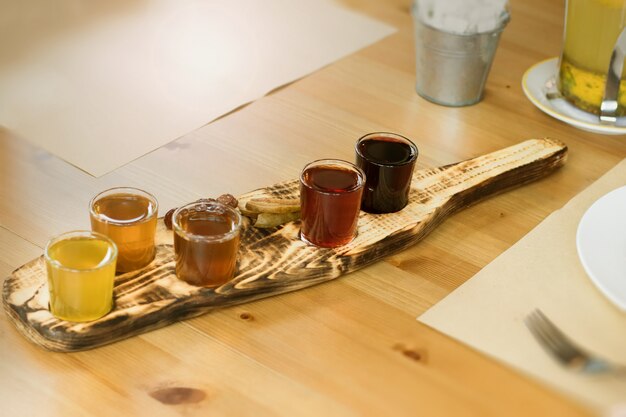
[521,57,626,135]
[576,185,626,311]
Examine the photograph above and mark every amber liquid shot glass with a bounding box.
[90,187,158,273]
[300,159,365,248]
[172,201,242,287]
[45,231,117,322]
[355,132,418,214]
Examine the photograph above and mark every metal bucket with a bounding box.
[412,6,510,107]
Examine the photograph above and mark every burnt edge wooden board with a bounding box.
[3,138,567,352]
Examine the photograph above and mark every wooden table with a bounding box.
[1,0,624,415]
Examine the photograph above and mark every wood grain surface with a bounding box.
[2,0,625,416]
[4,138,566,351]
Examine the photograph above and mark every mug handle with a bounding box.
[600,27,626,124]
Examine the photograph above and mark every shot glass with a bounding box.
[172,200,242,287]
[90,187,158,273]
[300,159,365,248]
[355,132,418,214]
[45,231,117,322]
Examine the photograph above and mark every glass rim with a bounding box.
[89,186,159,226]
[44,230,118,273]
[299,158,366,196]
[355,132,419,167]
[172,200,243,243]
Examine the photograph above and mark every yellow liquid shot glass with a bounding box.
[44,231,117,322]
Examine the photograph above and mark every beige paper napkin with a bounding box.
[419,159,626,413]
[0,0,394,176]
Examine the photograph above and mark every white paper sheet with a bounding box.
[0,0,395,176]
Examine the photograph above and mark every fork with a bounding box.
[524,309,626,375]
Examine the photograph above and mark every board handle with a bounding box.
[412,138,568,211]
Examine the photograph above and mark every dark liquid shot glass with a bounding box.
[355,132,418,214]
[299,159,365,248]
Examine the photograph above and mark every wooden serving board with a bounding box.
[3,138,567,352]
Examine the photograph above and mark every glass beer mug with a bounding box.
[558,0,626,122]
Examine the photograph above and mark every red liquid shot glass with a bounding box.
[355,132,418,214]
[299,159,365,248]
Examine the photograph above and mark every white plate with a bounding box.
[521,57,626,135]
[576,185,626,311]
